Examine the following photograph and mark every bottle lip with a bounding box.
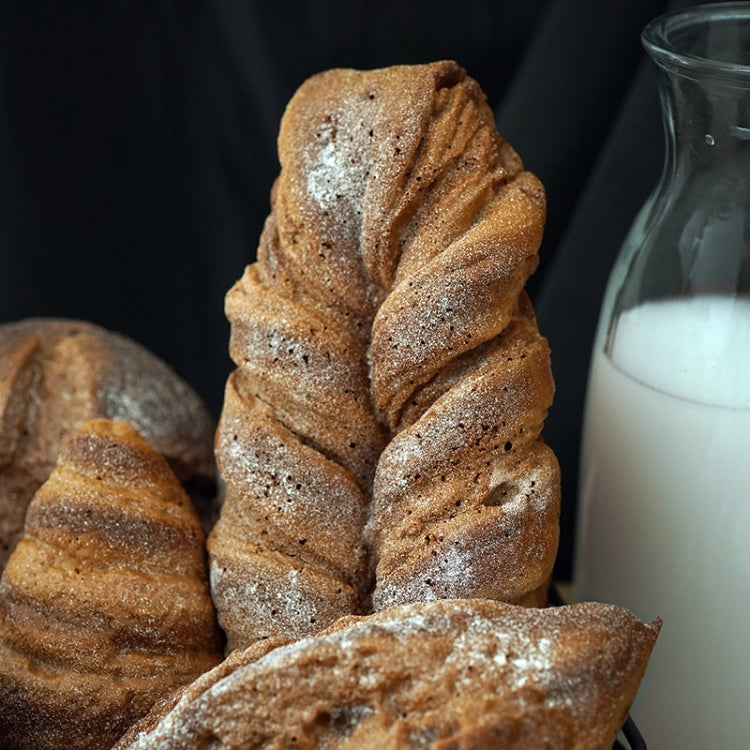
[643,2,750,83]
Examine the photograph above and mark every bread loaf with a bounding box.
[209,60,560,650]
[0,318,217,572]
[0,419,224,750]
[114,598,660,750]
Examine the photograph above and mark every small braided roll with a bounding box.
[209,60,560,650]
[0,419,223,750]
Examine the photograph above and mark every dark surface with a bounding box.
[0,0,715,578]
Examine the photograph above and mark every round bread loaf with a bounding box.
[209,60,560,650]
[0,317,218,571]
[114,598,660,750]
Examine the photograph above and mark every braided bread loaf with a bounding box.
[114,599,660,750]
[209,60,560,650]
[0,419,223,750]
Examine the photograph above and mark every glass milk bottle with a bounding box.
[574,4,750,747]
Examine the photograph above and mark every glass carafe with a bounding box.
[573,3,750,747]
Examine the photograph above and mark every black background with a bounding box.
[0,0,713,578]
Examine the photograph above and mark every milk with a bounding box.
[574,295,750,748]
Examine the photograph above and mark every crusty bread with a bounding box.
[209,60,559,650]
[0,419,224,750]
[0,318,217,571]
[114,598,660,750]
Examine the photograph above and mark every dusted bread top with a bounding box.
[115,598,660,750]
[274,61,545,425]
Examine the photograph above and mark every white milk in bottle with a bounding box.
[575,294,750,748]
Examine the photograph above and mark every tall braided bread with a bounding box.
[208,60,560,651]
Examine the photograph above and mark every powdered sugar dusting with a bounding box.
[95,330,214,473]
[210,558,318,630]
[305,115,368,219]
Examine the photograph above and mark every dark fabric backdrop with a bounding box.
[0,0,715,578]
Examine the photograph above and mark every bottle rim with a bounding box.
[642,2,750,83]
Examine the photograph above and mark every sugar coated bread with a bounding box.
[114,598,660,750]
[209,60,559,650]
[0,317,217,571]
[0,419,224,750]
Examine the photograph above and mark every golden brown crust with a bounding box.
[0,419,224,750]
[0,318,218,571]
[369,299,559,608]
[210,61,558,649]
[114,599,661,750]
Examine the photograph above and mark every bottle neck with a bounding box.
[599,61,750,355]
[596,5,750,357]
[658,64,750,190]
